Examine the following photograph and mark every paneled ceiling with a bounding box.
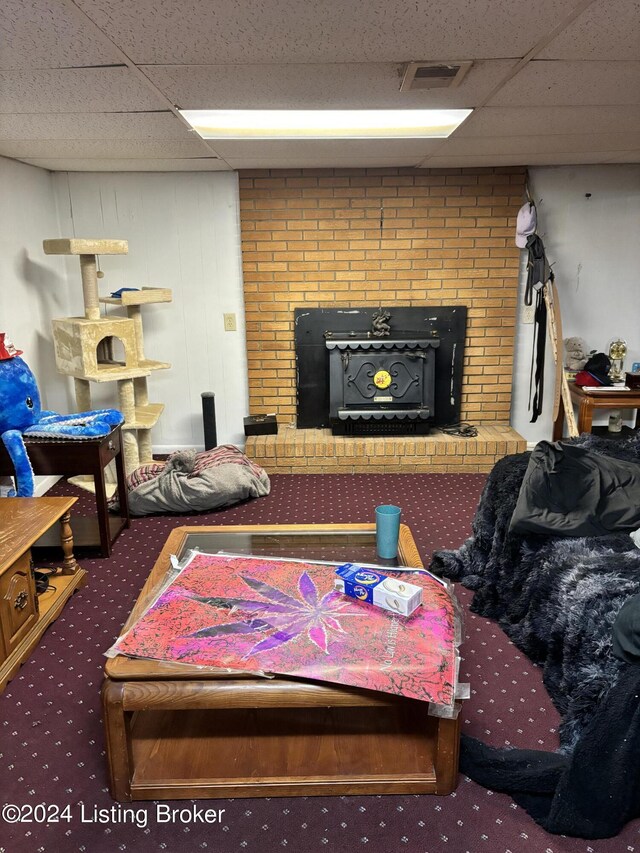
[1,0,639,171]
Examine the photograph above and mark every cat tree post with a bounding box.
[133,377,153,464]
[138,429,153,463]
[134,377,149,407]
[129,305,145,361]
[74,378,92,411]
[79,254,101,320]
[118,378,140,472]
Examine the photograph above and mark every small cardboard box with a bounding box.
[335,563,422,617]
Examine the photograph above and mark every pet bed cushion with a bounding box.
[112,445,270,516]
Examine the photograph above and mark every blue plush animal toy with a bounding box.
[0,334,123,497]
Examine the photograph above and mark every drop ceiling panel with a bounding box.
[453,106,640,137]
[489,61,640,107]
[74,0,579,64]
[538,0,640,60]
[0,112,195,141]
[144,60,516,110]
[17,157,230,171]
[0,0,123,70]
[441,132,640,156]
[210,138,443,159]
[0,139,213,159]
[423,151,632,167]
[0,68,165,113]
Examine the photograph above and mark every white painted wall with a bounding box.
[52,171,248,450]
[0,156,72,412]
[511,165,640,443]
[0,156,71,494]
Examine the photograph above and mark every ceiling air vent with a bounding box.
[400,61,472,91]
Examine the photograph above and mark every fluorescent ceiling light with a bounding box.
[180,109,472,140]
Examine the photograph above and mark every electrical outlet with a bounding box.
[522,304,535,324]
[223,313,237,332]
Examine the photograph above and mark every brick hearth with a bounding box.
[245,424,525,474]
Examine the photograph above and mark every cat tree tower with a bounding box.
[43,238,171,474]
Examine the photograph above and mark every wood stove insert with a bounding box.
[326,334,439,435]
[294,307,467,434]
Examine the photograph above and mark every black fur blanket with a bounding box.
[431,433,640,837]
[458,663,640,838]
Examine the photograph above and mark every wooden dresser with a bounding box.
[0,497,87,693]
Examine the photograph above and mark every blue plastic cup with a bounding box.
[375,505,402,559]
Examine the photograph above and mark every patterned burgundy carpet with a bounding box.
[2,473,638,853]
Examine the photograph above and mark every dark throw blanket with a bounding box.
[432,433,640,838]
[460,662,640,838]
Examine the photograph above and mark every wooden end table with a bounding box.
[553,383,640,439]
[0,497,87,692]
[0,424,130,556]
[102,524,462,801]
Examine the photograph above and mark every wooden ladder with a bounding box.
[544,279,579,438]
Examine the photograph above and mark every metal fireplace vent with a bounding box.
[326,333,440,435]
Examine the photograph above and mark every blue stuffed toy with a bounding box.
[0,334,123,497]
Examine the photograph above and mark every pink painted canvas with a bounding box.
[111,554,459,705]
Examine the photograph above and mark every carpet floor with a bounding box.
[1,472,638,853]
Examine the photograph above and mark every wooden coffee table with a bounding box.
[102,524,461,801]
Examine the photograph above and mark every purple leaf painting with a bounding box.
[187,569,365,658]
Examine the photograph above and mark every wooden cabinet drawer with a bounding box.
[0,550,38,660]
[99,428,121,467]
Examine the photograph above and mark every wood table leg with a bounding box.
[59,510,79,575]
[102,679,134,802]
[433,710,461,795]
[94,464,112,557]
[114,441,131,530]
[578,398,594,434]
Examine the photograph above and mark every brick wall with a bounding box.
[239,166,526,424]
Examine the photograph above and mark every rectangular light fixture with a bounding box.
[179,109,472,140]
